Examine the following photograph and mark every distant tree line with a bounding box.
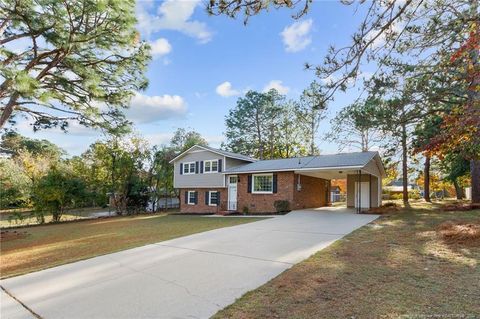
[0,128,207,222]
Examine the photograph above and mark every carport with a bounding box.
[293,152,385,212]
[224,151,386,213]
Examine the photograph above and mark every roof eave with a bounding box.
[223,165,366,175]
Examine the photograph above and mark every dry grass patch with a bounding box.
[0,214,265,279]
[437,220,480,246]
[214,202,480,319]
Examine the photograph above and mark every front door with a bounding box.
[228,176,238,211]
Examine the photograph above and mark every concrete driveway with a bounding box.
[1,208,378,319]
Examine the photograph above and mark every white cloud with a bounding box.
[145,132,174,146]
[136,0,212,43]
[216,81,240,97]
[367,22,403,49]
[263,80,290,95]
[149,38,172,58]
[280,19,313,53]
[127,93,187,123]
[205,135,224,148]
[320,74,337,85]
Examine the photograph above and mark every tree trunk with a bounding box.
[453,178,464,200]
[466,11,479,204]
[424,155,431,202]
[471,160,480,204]
[401,123,409,204]
[311,118,315,155]
[0,92,19,128]
[255,109,264,159]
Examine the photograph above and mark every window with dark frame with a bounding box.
[204,160,218,173]
[252,174,273,193]
[209,191,218,206]
[183,162,196,174]
[187,191,196,204]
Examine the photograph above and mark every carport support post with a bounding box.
[369,174,372,209]
[357,170,362,214]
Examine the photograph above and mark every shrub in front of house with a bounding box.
[274,200,291,214]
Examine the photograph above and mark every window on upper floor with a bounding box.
[204,160,218,173]
[183,162,196,174]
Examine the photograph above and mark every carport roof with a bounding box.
[224,151,382,174]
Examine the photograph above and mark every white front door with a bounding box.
[228,176,238,211]
[355,182,370,209]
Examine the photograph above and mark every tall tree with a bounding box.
[297,81,327,155]
[412,115,443,202]
[328,98,381,152]
[170,128,208,152]
[0,0,150,130]
[224,90,282,159]
[367,75,435,204]
[275,100,309,158]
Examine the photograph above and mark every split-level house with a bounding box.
[170,145,385,214]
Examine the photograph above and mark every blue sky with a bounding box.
[12,0,374,156]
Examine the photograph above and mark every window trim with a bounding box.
[208,190,218,206]
[187,191,196,205]
[183,162,196,175]
[203,159,219,174]
[228,175,238,185]
[252,173,274,194]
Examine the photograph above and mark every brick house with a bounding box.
[170,145,385,214]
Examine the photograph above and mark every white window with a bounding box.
[204,160,218,173]
[183,162,196,175]
[187,191,196,205]
[229,176,238,184]
[209,191,219,206]
[252,174,273,194]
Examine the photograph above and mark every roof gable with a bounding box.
[169,145,256,163]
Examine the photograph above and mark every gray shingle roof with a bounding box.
[224,151,378,173]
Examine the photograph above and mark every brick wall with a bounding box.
[236,172,295,213]
[179,173,330,214]
[292,174,330,209]
[179,188,226,213]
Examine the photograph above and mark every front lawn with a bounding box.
[0,214,264,279]
[214,202,480,318]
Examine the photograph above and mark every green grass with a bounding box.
[214,202,480,319]
[0,214,264,279]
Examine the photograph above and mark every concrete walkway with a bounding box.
[1,208,378,319]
